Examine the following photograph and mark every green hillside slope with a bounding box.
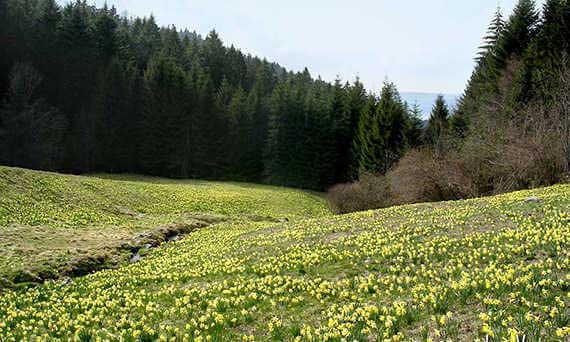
[0,169,568,341]
[0,167,328,286]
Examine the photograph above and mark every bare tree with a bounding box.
[554,56,570,174]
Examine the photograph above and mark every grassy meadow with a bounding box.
[0,167,569,341]
[0,166,328,286]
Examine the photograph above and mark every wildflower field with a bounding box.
[0,167,569,341]
[0,166,328,286]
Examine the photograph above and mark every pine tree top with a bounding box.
[477,6,505,64]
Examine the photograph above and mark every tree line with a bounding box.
[445,0,570,193]
[0,0,423,190]
[329,0,570,213]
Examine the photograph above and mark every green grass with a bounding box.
[0,167,569,341]
[0,166,329,286]
[0,167,328,228]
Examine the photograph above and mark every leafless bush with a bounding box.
[327,149,476,214]
[552,58,570,175]
[388,148,475,205]
[326,172,390,214]
[490,101,568,193]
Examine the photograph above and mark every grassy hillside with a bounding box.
[0,169,568,340]
[0,167,328,228]
[0,167,329,286]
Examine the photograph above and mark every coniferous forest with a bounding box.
[0,0,423,191]
[1,0,569,194]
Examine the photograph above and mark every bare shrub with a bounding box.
[327,149,476,214]
[490,103,568,193]
[388,148,475,205]
[326,173,390,214]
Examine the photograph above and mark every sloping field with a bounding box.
[0,167,328,286]
[0,168,568,341]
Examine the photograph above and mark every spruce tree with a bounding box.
[225,86,250,178]
[456,7,507,133]
[192,64,216,177]
[160,26,184,62]
[202,30,226,88]
[264,81,290,186]
[404,103,424,148]
[525,0,570,103]
[93,4,118,64]
[353,95,377,174]
[346,78,367,179]
[0,62,67,170]
[331,78,351,183]
[425,95,450,156]
[496,0,539,66]
[377,82,408,173]
[477,6,506,64]
[141,55,189,177]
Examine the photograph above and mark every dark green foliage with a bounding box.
[0,63,67,169]
[425,95,450,154]
[496,0,539,65]
[449,109,469,140]
[0,0,12,100]
[141,55,191,177]
[455,0,566,133]
[5,0,425,190]
[404,104,424,147]
[523,0,570,104]
[12,0,564,192]
[455,7,506,129]
[427,0,569,197]
[477,6,505,64]
[331,79,352,183]
[355,82,411,175]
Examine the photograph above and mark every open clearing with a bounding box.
[0,167,569,341]
[0,167,328,286]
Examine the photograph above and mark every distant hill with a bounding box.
[401,92,459,119]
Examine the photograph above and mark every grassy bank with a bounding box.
[0,167,329,286]
[0,168,568,340]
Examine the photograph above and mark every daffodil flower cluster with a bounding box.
[0,184,568,341]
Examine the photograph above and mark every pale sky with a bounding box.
[70,0,544,94]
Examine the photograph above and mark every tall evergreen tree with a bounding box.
[425,95,450,156]
[353,95,377,174]
[495,0,539,67]
[456,6,508,133]
[353,82,408,174]
[0,62,67,170]
[376,81,408,173]
[201,30,226,88]
[477,6,506,64]
[141,55,189,177]
[346,78,367,180]
[404,103,424,148]
[190,65,214,177]
[331,78,352,183]
[524,0,570,103]
[226,86,250,178]
[93,4,118,64]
